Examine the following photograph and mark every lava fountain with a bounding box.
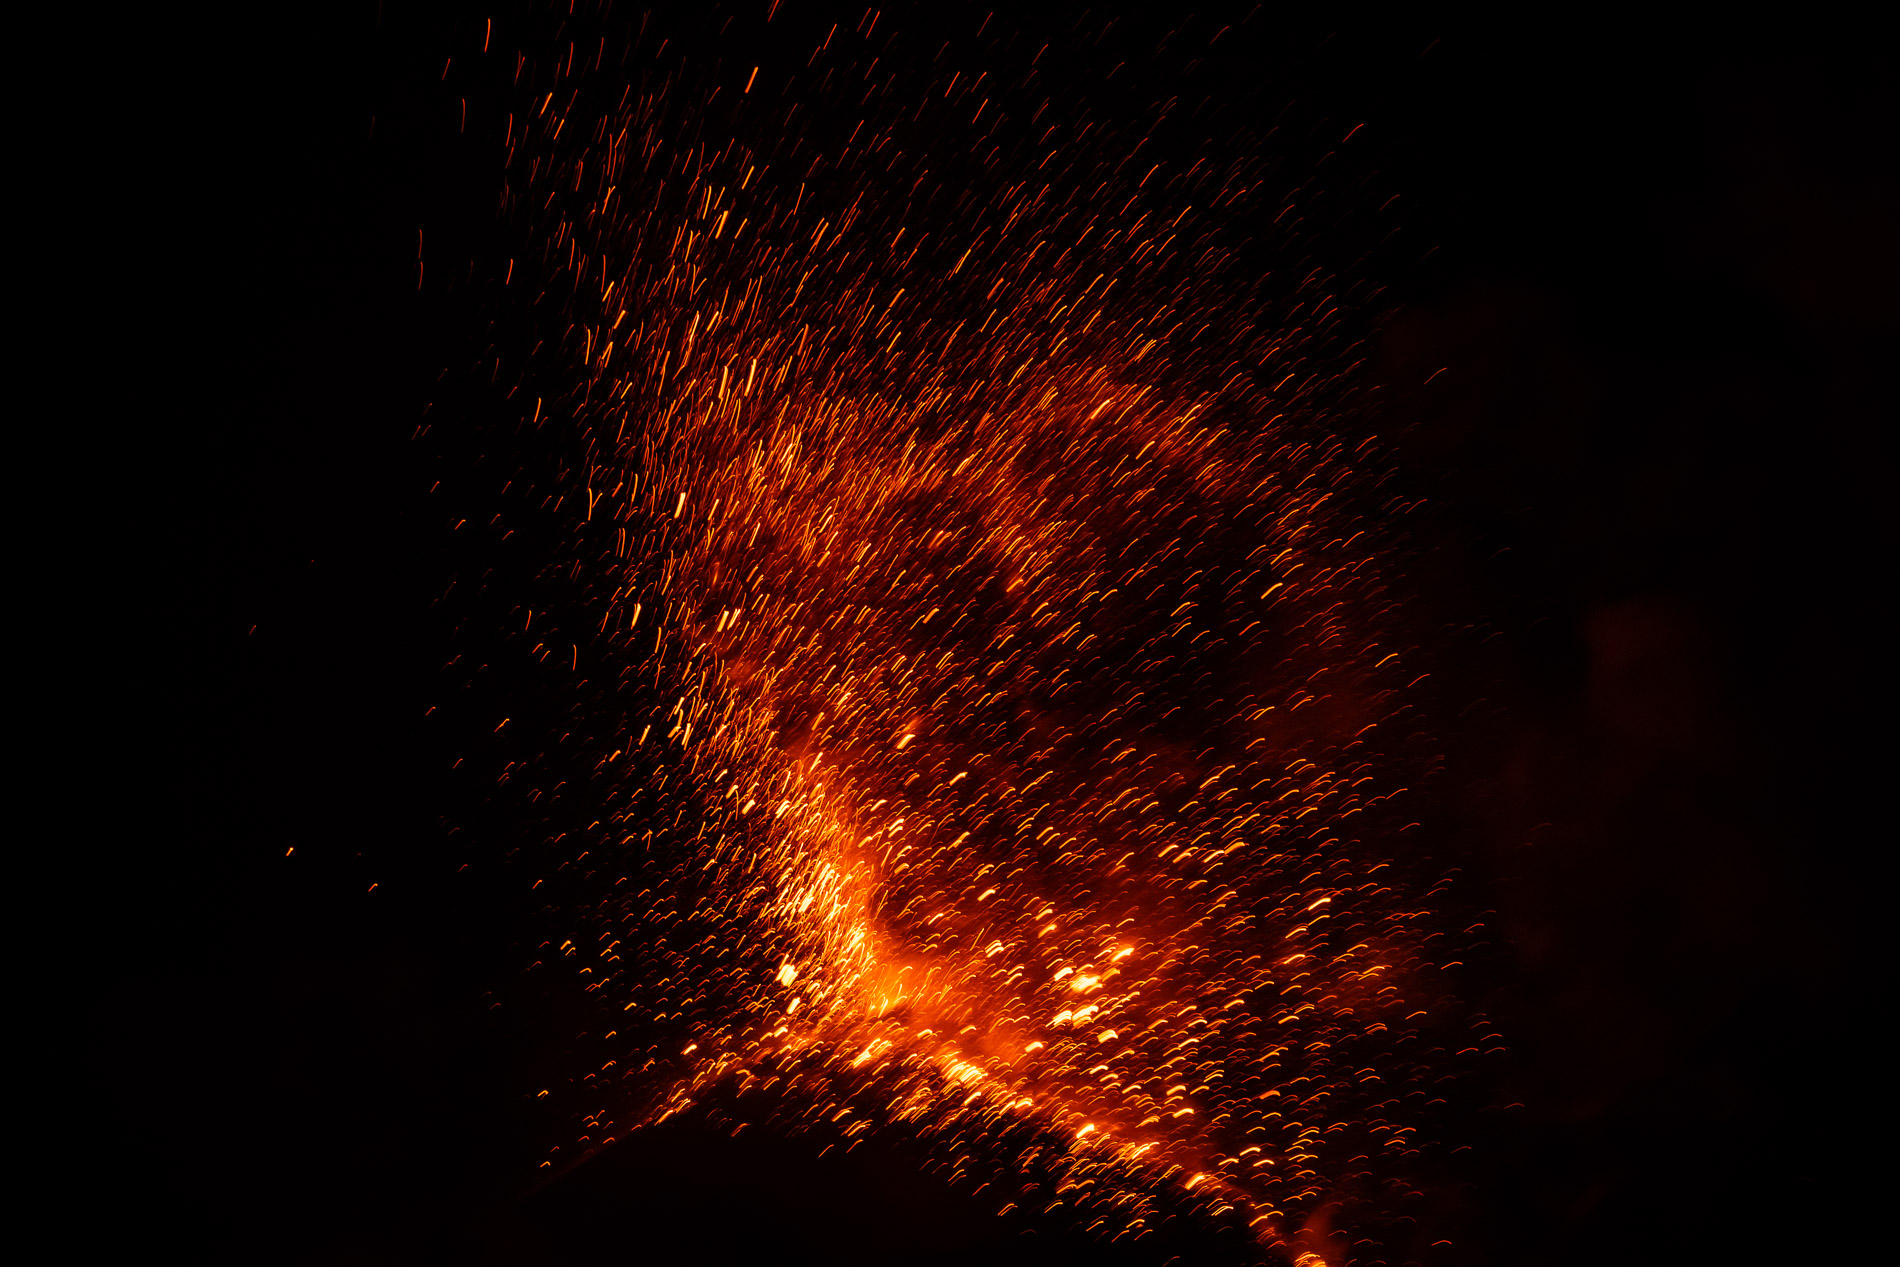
[456,7,1476,1262]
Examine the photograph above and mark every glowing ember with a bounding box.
[465,7,1473,1262]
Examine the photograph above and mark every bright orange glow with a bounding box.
[484,12,1472,1263]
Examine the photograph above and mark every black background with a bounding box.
[122,4,1888,1263]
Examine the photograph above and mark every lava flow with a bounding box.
[458,8,1476,1263]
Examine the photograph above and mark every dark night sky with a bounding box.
[119,5,1889,1264]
